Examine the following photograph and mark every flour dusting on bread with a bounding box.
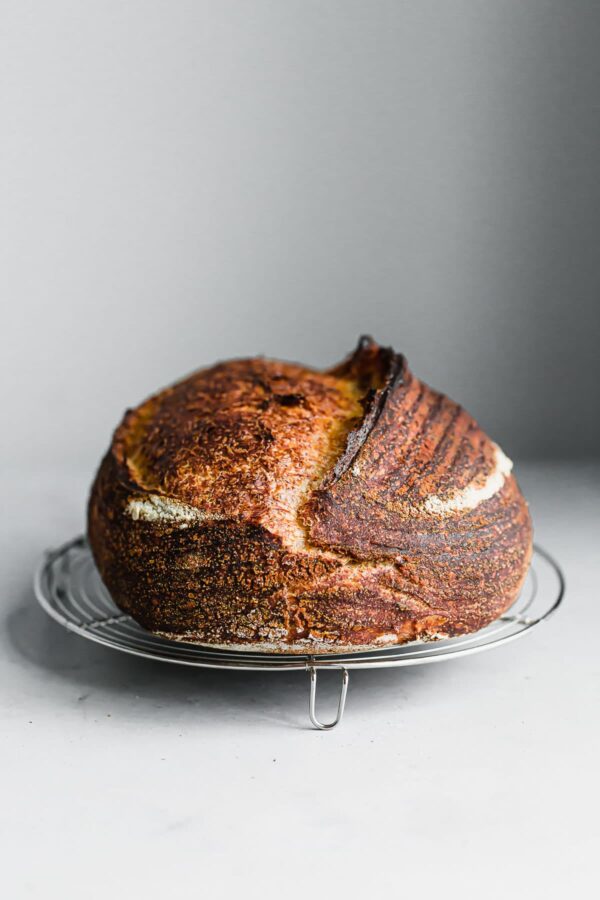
[127,495,224,525]
[423,444,513,515]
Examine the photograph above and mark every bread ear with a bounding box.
[324,337,407,486]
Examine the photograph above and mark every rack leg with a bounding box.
[308,666,349,730]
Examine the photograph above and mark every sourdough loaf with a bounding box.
[88,338,532,652]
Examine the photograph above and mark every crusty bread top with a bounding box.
[114,353,366,553]
[116,337,514,553]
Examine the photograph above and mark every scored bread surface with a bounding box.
[88,338,532,652]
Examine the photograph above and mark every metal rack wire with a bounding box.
[34,537,564,729]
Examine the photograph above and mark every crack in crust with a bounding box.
[87,337,533,653]
[324,337,407,485]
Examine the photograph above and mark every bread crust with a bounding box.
[88,338,532,652]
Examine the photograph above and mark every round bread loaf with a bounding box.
[88,337,532,652]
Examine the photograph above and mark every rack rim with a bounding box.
[34,537,564,728]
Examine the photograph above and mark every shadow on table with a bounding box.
[6,577,439,731]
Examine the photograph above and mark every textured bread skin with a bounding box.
[88,338,532,652]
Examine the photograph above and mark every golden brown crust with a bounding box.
[88,338,532,652]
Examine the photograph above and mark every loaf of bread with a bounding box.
[88,337,532,652]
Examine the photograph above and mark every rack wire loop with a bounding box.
[308,666,349,730]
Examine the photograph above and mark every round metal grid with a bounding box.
[35,536,563,672]
[34,537,564,728]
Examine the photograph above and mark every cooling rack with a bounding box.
[34,537,564,730]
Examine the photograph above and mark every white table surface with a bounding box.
[1,461,598,899]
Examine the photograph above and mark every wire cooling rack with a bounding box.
[34,537,564,729]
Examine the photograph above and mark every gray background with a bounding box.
[2,1,600,470]
[1,6,599,898]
